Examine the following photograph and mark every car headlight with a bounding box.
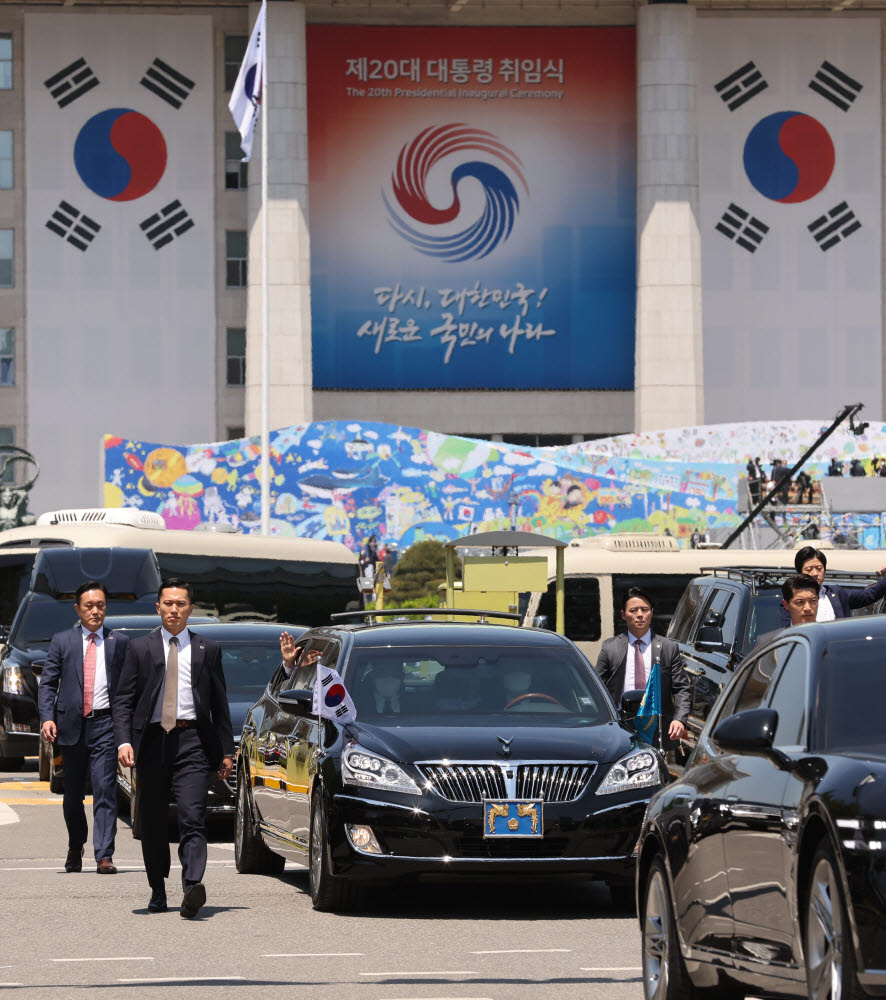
[1,666,26,695]
[342,742,421,796]
[597,749,662,796]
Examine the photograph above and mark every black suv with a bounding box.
[0,547,160,770]
[667,566,886,749]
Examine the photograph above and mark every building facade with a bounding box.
[0,0,883,512]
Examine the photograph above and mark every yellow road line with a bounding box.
[0,797,92,805]
[0,782,49,790]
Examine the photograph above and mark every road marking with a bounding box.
[52,957,154,963]
[360,971,478,977]
[262,953,364,958]
[118,977,245,984]
[579,967,642,972]
[0,803,18,826]
[471,948,571,954]
[0,781,48,790]
[0,860,235,872]
[0,797,72,805]
[0,983,24,988]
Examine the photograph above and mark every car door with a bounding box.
[718,641,801,969]
[280,638,337,851]
[250,660,296,833]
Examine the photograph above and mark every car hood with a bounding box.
[347,719,635,765]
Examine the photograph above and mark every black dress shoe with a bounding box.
[180,882,206,919]
[147,888,167,913]
[64,847,84,873]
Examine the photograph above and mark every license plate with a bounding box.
[483,798,543,838]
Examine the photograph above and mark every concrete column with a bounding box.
[634,1,703,432]
[245,0,312,437]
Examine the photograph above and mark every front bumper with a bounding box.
[327,789,650,882]
[1,692,40,758]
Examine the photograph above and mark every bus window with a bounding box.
[612,574,696,638]
[537,576,601,642]
[154,552,357,626]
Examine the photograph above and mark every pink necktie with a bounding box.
[83,633,97,717]
[633,639,646,689]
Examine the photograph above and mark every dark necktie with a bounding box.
[161,636,179,733]
[634,639,646,688]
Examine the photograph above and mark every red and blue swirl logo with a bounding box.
[324,683,346,708]
[74,108,167,202]
[384,124,528,262]
[743,111,835,203]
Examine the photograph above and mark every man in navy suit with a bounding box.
[594,586,691,752]
[115,579,234,918]
[38,580,130,874]
[778,545,886,626]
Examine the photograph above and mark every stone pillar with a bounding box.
[245,0,312,437]
[634,1,703,432]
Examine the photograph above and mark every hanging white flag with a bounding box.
[313,665,358,726]
[227,0,266,162]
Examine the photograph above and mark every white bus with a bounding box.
[526,535,886,662]
[0,510,359,627]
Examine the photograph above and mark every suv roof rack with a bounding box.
[701,565,882,595]
[330,608,522,625]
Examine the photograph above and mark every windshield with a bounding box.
[343,643,610,724]
[221,640,284,701]
[818,638,886,754]
[13,597,158,647]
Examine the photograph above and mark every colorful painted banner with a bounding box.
[306,26,636,390]
[103,423,739,549]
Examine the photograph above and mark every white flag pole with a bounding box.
[259,18,270,537]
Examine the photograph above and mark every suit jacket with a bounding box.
[777,576,886,627]
[113,628,234,769]
[594,632,691,750]
[38,624,130,746]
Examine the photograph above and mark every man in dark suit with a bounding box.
[115,579,233,918]
[38,580,130,874]
[756,574,820,649]
[777,546,886,627]
[595,586,690,751]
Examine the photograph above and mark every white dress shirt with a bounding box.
[625,630,653,693]
[150,626,196,723]
[816,588,836,622]
[82,625,109,711]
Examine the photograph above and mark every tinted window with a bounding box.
[818,638,886,754]
[221,640,288,702]
[13,596,157,646]
[613,574,696,638]
[343,643,609,723]
[155,552,356,626]
[732,641,794,714]
[668,582,707,642]
[743,590,784,653]
[538,576,600,642]
[292,638,337,690]
[767,645,808,749]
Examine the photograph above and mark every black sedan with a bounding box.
[115,620,308,832]
[235,617,669,911]
[636,615,886,1000]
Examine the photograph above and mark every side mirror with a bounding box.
[695,624,728,653]
[713,707,777,751]
[620,688,645,723]
[278,688,314,716]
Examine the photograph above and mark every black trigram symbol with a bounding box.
[321,673,334,688]
[139,200,194,250]
[140,59,195,109]
[809,61,862,112]
[715,203,769,253]
[809,202,861,251]
[714,61,768,111]
[335,705,350,719]
[44,58,99,109]
[45,200,100,251]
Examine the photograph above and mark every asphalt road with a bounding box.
[0,757,648,1000]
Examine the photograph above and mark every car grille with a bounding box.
[455,837,570,859]
[417,763,596,804]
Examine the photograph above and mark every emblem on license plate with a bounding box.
[483,798,543,838]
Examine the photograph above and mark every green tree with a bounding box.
[390,540,460,602]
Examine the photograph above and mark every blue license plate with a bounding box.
[483,798,543,838]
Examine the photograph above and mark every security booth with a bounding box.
[443,530,566,634]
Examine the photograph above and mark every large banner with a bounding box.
[25,13,215,511]
[698,18,882,424]
[307,27,636,390]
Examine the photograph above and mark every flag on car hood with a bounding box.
[635,660,661,746]
[227,0,266,161]
[313,665,358,725]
